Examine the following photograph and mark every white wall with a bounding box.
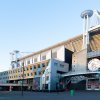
[41,50,51,61]
[25,57,33,65]
[33,54,41,63]
[19,45,65,66]
[52,45,65,61]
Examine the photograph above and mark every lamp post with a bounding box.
[10,50,24,96]
[21,62,24,96]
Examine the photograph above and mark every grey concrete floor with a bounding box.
[0,91,100,100]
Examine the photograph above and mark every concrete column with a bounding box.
[9,86,12,91]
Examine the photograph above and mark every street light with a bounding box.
[21,62,24,96]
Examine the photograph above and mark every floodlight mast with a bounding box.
[81,10,93,49]
[9,52,14,61]
[10,50,33,96]
[13,50,20,63]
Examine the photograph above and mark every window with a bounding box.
[13,70,15,73]
[18,69,20,72]
[54,62,58,66]
[21,62,24,66]
[6,71,8,74]
[34,58,37,62]
[46,76,49,81]
[52,52,57,58]
[30,67,32,70]
[27,60,30,64]
[46,61,49,66]
[42,63,45,67]
[43,70,45,74]
[1,73,3,76]
[34,72,37,75]
[27,73,29,76]
[39,71,41,75]
[31,73,33,76]
[38,64,40,68]
[21,74,23,77]
[24,68,26,71]
[34,65,36,69]
[60,64,64,68]
[16,70,17,73]
[42,55,46,60]
[3,73,5,75]
[27,67,29,71]
[11,71,12,74]
[21,68,23,72]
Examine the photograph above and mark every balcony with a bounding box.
[87,50,100,58]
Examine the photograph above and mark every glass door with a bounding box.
[94,79,99,90]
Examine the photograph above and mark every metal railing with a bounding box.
[87,50,100,58]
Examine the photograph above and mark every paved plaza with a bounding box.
[0,91,100,100]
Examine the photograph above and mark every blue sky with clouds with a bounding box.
[0,0,100,71]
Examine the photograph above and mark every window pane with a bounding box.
[34,58,37,62]
[52,52,57,58]
[42,55,46,60]
[27,60,30,64]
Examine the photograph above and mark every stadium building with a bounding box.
[0,10,100,91]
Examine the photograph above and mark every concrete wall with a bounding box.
[72,49,87,72]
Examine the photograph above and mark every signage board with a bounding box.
[88,58,100,71]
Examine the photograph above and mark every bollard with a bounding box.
[70,89,74,96]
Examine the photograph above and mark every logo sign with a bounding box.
[88,58,100,71]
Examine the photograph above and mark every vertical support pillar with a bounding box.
[9,86,12,91]
[86,15,89,49]
[86,78,87,90]
[81,10,93,50]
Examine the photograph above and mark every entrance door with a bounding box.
[86,78,100,90]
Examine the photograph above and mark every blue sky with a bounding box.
[0,0,100,71]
